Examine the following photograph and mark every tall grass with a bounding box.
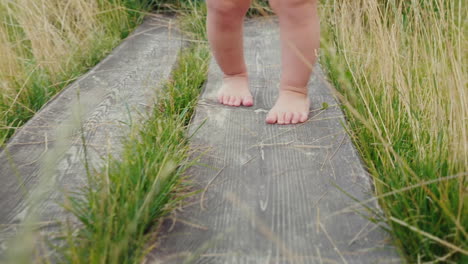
[1,1,210,263]
[3,0,466,262]
[0,0,155,146]
[56,4,209,263]
[60,48,208,264]
[320,0,467,262]
[4,42,209,263]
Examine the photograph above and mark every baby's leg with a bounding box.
[266,0,320,124]
[207,0,253,107]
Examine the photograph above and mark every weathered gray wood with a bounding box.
[0,15,182,252]
[148,18,401,264]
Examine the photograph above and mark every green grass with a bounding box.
[2,1,210,263]
[0,0,158,146]
[320,0,467,262]
[54,4,211,262]
[59,8,210,262]
[58,0,465,262]
[4,42,210,264]
[4,0,466,263]
[59,44,209,264]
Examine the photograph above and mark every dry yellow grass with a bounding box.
[0,0,134,144]
[321,0,467,261]
[2,0,466,262]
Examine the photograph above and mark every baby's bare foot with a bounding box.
[217,73,253,107]
[266,87,310,125]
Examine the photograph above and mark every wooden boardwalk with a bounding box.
[148,18,400,264]
[0,15,401,263]
[0,16,181,252]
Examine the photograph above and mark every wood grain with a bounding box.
[0,15,182,253]
[148,17,401,264]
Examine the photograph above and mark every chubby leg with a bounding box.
[266,0,320,124]
[207,0,253,107]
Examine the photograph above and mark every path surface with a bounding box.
[148,18,400,264]
[0,16,181,252]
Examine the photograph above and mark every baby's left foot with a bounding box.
[266,88,310,125]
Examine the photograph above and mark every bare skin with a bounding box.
[217,73,253,107]
[207,0,253,107]
[265,87,310,124]
[207,0,320,124]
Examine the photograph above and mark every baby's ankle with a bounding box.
[223,72,248,79]
[280,85,308,97]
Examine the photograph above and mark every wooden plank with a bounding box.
[0,15,182,251]
[148,17,401,264]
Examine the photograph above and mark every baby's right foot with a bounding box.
[217,73,254,107]
[266,86,310,125]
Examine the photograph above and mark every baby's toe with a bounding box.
[277,112,286,125]
[299,112,309,123]
[284,112,293,124]
[228,96,237,106]
[266,111,278,124]
[233,97,242,106]
[291,112,300,124]
[222,95,231,105]
[242,95,254,107]
[218,94,224,104]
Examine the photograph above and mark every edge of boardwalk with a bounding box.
[0,15,182,255]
